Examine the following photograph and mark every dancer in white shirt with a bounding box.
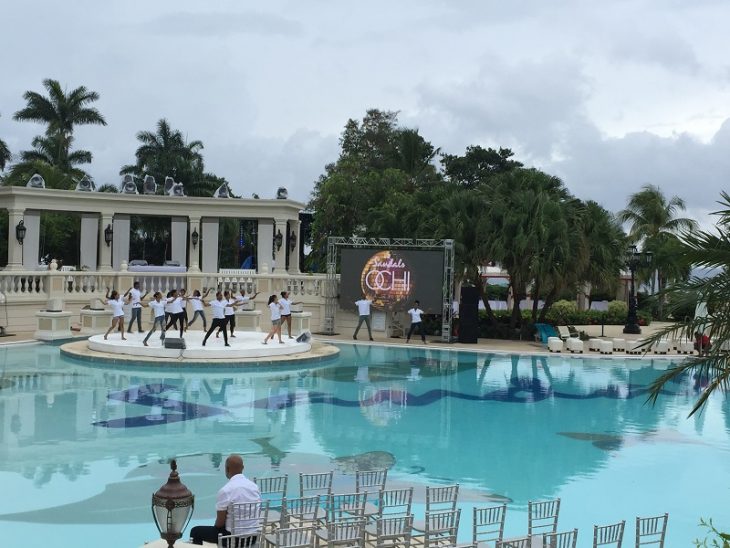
[186,288,211,331]
[353,295,374,341]
[104,289,130,340]
[203,292,232,346]
[278,291,301,339]
[262,294,284,345]
[165,289,186,338]
[406,300,427,344]
[215,290,237,338]
[124,281,148,334]
[142,292,167,346]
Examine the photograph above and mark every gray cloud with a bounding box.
[142,10,302,37]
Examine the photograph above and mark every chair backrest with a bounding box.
[378,488,414,518]
[496,536,531,548]
[326,492,367,522]
[281,495,322,528]
[229,500,269,536]
[473,504,507,546]
[543,528,578,548]
[325,517,366,548]
[425,484,459,513]
[636,513,668,547]
[375,515,413,548]
[355,469,388,495]
[594,520,626,547]
[528,498,560,536]
[300,471,334,497]
[424,509,461,548]
[254,475,288,508]
[275,526,316,548]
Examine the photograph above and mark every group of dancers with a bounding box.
[103,282,301,347]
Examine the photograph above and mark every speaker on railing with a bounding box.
[459,286,479,344]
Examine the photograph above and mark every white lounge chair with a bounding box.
[548,337,564,353]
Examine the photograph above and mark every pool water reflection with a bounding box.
[0,343,728,547]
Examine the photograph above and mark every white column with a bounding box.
[188,216,200,272]
[257,220,274,273]
[170,216,187,266]
[6,208,25,271]
[273,219,287,273]
[112,214,130,270]
[201,218,219,273]
[287,219,301,274]
[98,213,113,271]
[79,213,98,270]
[22,210,40,269]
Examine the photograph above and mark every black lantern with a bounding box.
[191,228,199,248]
[104,224,113,247]
[152,459,195,548]
[15,220,26,245]
[623,245,653,334]
[273,229,283,251]
[289,230,297,252]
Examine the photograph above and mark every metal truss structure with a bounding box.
[324,237,455,342]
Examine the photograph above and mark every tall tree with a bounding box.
[13,79,106,167]
[618,184,697,317]
[120,118,220,197]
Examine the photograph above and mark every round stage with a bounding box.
[60,331,340,367]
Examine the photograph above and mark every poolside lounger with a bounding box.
[652,340,669,355]
[588,339,602,352]
[626,340,644,355]
[548,337,564,353]
[566,338,583,353]
[599,340,614,355]
[677,340,694,354]
[612,339,626,352]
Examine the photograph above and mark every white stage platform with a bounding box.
[87,330,312,360]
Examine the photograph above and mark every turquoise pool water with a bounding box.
[1,342,728,547]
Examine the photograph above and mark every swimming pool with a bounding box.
[0,342,728,547]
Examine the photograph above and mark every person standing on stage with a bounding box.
[203,292,231,347]
[279,291,301,339]
[215,290,236,338]
[142,292,167,346]
[353,295,374,341]
[165,289,186,338]
[104,289,130,341]
[263,294,284,345]
[187,289,211,331]
[124,281,148,334]
[406,300,427,344]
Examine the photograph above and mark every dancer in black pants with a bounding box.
[406,300,427,344]
[203,292,230,347]
[165,289,186,338]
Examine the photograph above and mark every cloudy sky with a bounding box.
[2,0,729,226]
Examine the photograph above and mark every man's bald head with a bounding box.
[225,454,244,478]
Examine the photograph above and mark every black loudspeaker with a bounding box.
[296,331,312,343]
[163,337,186,349]
[459,286,479,344]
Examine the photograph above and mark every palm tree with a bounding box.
[618,184,698,317]
[648,192,730,415]
[0,114,11,171]
[120,119,217,196]
[13,79,106,166]
[20,134,91,171]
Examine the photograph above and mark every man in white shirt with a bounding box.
[190,454,261,545]
[353,295,374,341]
[124,281,148,334]
[203,292,231,346]
[406,300,427,344]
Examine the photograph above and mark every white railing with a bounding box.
[0,269,329,303]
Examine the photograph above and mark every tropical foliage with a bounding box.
[0,114,10,171]
[647,192,730,415]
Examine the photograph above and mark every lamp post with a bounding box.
[152,459,195,548]
[623,245,653,334]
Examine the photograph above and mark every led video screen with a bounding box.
[339,248,444,312]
